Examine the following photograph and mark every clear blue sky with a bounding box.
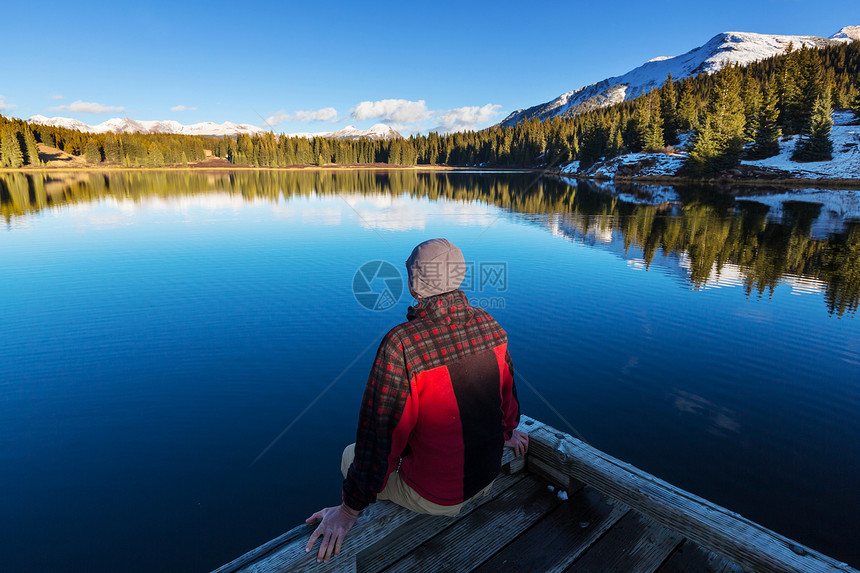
[0,0,855,134]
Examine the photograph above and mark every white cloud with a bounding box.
[264,107,339,126]
[50,94,64,100]
[171,104,197,111]
[0,95,15,111]
[350,99,432,124]
[295,107,338,122]
[345,98,501,132]
[433,104,502,133]
[49,100,125,114]
[264,110,291,126]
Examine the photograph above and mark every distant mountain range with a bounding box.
[26,115,402,140]
[499,25,860,128]
[288,124,403,141]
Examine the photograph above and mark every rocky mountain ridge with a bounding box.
[499,26,859,128]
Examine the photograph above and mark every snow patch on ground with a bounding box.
[559,112,859,181]
[676,131,695,150]
[559,161,580,174]
[743,111,860,179]
[563,152,686,179]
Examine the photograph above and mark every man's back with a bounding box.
[344,289,518,509]
[306,238,527,564]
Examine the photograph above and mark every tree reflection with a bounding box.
[1,171,856,316]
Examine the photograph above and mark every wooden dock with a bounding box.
[214,416,858,573]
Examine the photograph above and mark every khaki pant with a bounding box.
[341,444,493,517]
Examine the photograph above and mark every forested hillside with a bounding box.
[1,41,858,175]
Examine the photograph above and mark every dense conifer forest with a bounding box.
[1,41,858,175]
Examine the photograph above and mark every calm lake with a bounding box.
[1,170,858,571]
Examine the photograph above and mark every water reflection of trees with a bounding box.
[1,171,856,316]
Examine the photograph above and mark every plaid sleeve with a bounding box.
[502,349,520,440]
[342,330,412,511]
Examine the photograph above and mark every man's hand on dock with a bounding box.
[505,430,529,457]
[305,503,360,563]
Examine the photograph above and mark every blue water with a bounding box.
[1,172,858,571]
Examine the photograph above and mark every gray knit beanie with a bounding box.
[405,238,466,298]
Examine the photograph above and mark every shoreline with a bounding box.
[2,163,860,189]
[0,159,525,174]
[557,173,860,190]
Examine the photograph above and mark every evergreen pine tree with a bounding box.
[676,82,699,132]
[643,91,664,152]
[23,127,41,165]
[660,74,679,145]
[1,127,25,168]
[687,67,745,175]
[84,139,102,163]
[607,121,624,158]
[568,132,579,161]
[37,127,55,148]
[578,116,606,166]
[851,90,860,121]
[632,96,651,152]
[686,117,721,176]
[388,140,402,165]
[402,139,418,165]
[147,142,164,166]
[748,79,782,159]
[796,48,825,134]
[104,135,121,163]
[740,75,762,142]
[792,89,833,162]
[777,42,803,134]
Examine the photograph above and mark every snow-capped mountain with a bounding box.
[28,115,267,136]
[329,124,402,140]
[499,26,858,128]
[287,124,403,140]
[26,116,403,140]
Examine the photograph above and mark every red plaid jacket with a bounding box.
[343,289,519,511]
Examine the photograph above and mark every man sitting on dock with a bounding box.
[305,238,529,564]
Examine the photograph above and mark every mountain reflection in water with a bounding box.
[2,170,857,317]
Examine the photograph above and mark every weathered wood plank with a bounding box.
[657,540,747,573]
[238,498,413,573]
[221,453,526,573]
[500,446,524,474]
[212,522,313,573]
[503,453,526,474]
[529,455,582,491]
[382,475,562,573]
[215,414,857,573]
[523,417,858,573]
[517,415,547,435]
[355,471,526,572]
[474,486,630,573]
[564,512,684,573]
